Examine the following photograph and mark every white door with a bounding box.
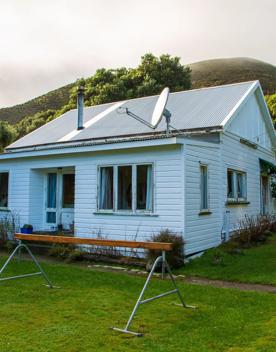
[45,173,58,229]
[44,172,75,230]
[261,175,269,215]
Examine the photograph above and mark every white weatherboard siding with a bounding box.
[227,92,272,150]
[0,145,184,243]
[184,143,222,253]
[221,132,275,230]
[75,145,184,241]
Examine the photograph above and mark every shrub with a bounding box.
[48,244,85,263]
[146,229,185,269]
[236,214,275,246]
[0,212,19,248]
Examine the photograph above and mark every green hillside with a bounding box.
[0,57,275,126]
[190,57,276,94]
[0,83,73,124]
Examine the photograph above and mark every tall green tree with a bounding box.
[68,53,191,106]
[0,121,17,151]
[3,53,191,150]
[266,94,276,126]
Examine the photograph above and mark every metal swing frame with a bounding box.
[1,235,196,337]
[0,240,53,287]
[113,250,196,336]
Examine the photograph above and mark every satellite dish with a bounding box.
[116,86,172,135]
[151,87,170,128]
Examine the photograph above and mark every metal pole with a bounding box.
[124,255,163,331]
[21,244,53,288]
[164,259,186,307]
[113,252,196,336]
[0,244,22,276]
[0,243,53,288]
[161,250,166,279]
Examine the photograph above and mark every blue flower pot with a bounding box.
[20,228,33,234]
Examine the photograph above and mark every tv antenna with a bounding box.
[117,87,172,135]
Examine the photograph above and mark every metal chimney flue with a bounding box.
[77,85,84,130]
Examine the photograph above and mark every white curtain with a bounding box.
[100,168,113,209]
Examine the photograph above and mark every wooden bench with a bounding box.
[0,233,195,336]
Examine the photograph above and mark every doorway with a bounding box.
[260,175,269,215]
[44,169,75,231]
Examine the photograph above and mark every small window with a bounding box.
[227,169,247,201]
[118,166,132,210]
[62,174,75,208]
[200,165,208,210]
[137,165,153,211]
[46,212,56,224]
[0,172,9,208]
[99,167,113,210]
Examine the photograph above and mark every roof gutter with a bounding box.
[0,128,222,161]
[4,126,222,154]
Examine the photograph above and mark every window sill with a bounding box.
[0,207,10,212]
[225,200,250,206]
[198,210,212,216]
[93,211,158,217]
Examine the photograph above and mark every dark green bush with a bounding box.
[146,229,185,269]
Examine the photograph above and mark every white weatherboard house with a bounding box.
[0,81,275,255]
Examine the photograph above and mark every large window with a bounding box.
[200,165,208,210]
[0,172,9,208]
[98,164,153,212]
[227,169,247,201]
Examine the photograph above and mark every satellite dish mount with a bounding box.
[117,87,172,136]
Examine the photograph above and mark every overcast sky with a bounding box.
[0,0,275,107]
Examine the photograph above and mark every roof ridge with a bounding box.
[80,80,258,110]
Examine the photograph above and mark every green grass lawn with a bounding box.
[177,234,276,285]
[0,257,275,352]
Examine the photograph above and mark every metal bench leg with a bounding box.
[113,251,195,336]
[0,242,53,288]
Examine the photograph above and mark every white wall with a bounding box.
[75,145,184,241]
[227,92,272,150]
[184,141,222,253]
[221,132,275,231]
[0,145,184,244]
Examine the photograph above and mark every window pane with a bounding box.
[99,167,113,210]
[227,170,234,198]
[200,166,208,209]
[0,173,8,207]
[237,173,246,198]
[62,174,75,208]
[118,166,132,210]
[137,165,152,210]
[47,173,57,208]
[46,211,56,224]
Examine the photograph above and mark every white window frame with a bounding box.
[200,163,209,211]
[227,168,247,202]
[97,163,154,214]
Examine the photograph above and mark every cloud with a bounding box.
[0,0,275,107]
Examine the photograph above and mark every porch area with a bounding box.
[29,166,75,232]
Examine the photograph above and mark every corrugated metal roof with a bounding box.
[7,81,256,150]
